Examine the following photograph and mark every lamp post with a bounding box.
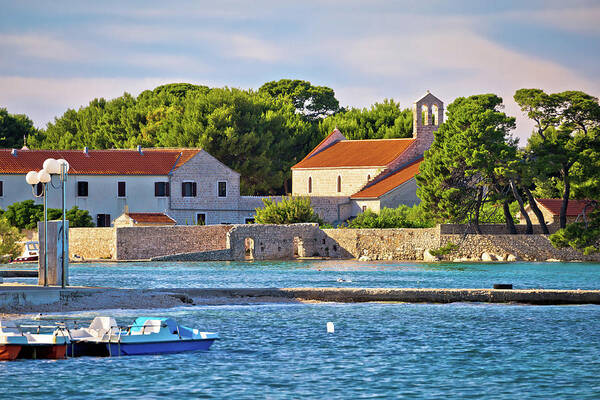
[25,169,51,286]
[44,158,70,288]
[26,158,70,288]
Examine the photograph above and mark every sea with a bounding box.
[1,260,599,399]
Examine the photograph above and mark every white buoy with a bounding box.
[326,321,335,333]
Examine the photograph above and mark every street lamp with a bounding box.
[25,168,51,286]
[26,158,70,288]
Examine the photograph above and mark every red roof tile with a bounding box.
[351,159,422,199]
[536,198,597,216]
[0,148,199,175]
[292,138,415,169]
[127,212,176,224]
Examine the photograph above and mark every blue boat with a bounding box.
[67,317,218,357]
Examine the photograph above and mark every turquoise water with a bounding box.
[5,259,600,290]
[2,260,600,398]
[3,303,600,399]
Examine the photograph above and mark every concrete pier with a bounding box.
[2,286,600,314]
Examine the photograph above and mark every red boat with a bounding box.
[0,321,69,361]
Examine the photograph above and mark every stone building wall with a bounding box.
[115,225,232,260]
[70,227,116,260]
[292,167,383,197]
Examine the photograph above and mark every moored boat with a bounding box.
[12,241,39,263]
[67,316,218,357]
[0,320,69,360]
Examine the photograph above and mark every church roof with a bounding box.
[292,138,415,169]
[0,148,199,175]
[350,158,422,199]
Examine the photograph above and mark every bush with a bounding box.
[550,209,600,254]
[255,196,324,225]
[4,200,94,229]
[0,217,21,261]
[346,205,435,229]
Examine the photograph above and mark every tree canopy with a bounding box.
[416,94,518,231]
[0,108,38,148]
[258,79,340,120]
[319,99,413,140]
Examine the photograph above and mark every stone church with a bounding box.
[291,91,443,223]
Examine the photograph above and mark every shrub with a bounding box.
[429,242,458,257]
[550,209,600,254]
[4,200,94,229]
[0,217,21,261]
[346,205,435,229]
[255,196,324,225]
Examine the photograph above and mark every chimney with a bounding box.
[137,145,143,155]
[83,146,89,155]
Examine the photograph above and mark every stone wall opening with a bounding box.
[244,237,255,260]
[293,236,304,258]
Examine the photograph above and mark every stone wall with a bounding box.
[70,227,116,260]
[439,224,559,235]
[321,228,440,260]
[439,234,600,262]
[227,223,326,260]
[115,225,232,260]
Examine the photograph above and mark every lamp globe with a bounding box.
[26,170,40,185]
[43,158,61,174]
[56,159,70,172]
[38,169,51,183]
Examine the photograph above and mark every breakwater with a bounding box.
[3,286,600,314]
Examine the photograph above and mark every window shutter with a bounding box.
[192,182,197,197]
[166,182,170,197]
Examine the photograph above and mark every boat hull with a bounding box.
[104,338,216,356]
[18,344,67,359]
[0,345,21,361]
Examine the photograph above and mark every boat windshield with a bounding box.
[27,243,39,251]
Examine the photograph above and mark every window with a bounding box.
[196,213,206,225]
[0,181,3,197]
[182,182,197,197]
[78,181,88,197]
[367,174,371,181]
[362,205,367,213]
[308,177,312,193]
[218,181,227,197]
[35,182,44,196]
[96,214,111,227]
[117,181,126,197]
[155,182,170,197]
[245,218,255,224]
[337,176,342,193]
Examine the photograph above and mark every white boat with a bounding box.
[12,241,39,263]
[67,317,219,357]
[0,320,70,360]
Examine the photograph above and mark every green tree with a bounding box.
[319,99,413,140]
[4,200,43,229]
[254,196,323,224]
[346,205,434,228]
[550,203,600,254]
[515,89,600,228]
[259,79,340,120]
[64,206,95,227]
[0,108,38,148]
[417,94,518,232]
[0,217,21,261]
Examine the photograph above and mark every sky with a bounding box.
[1,0,599,144]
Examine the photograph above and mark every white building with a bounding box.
[0,147,263,226]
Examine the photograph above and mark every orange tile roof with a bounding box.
[292,138,415,169]
[0,148,200,175]
[127,213,176,224]
[351,158,422,199]
[536,198,597,216]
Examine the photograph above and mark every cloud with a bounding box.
[0,34,85,61]
[505,5,600,34]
